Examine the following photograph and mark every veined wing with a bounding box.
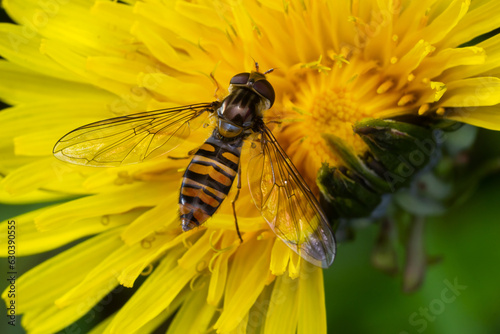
[53,102,218,166]
[247,126,336,268]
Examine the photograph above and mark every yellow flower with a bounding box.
[1,0,500,333]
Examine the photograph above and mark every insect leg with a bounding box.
[231,162,243,243]
[209,71,221,99]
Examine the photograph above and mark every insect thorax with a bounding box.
[216,87,269,139]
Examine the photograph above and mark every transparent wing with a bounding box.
[53,102,218,166]
[247,126,336,268]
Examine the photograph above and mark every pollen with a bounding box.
[310,90,361,124]
[398,94,416,106]
[436,107,446,116]
[418,104,431,115]
[377,80,394,94]
[280,85,370,186]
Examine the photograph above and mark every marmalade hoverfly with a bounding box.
[53,65,336,268]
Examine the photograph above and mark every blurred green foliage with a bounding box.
[323,128,500,334]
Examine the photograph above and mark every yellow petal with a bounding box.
[34,182,167,231]
[0,101,110,153]
[269,238,291,275]
[419,46,485,81]
[87,56,159,85]
[177,230,217,270]
[4,0,129,55]
[133,1,221,46]
[297,263,327,334]
[421,0,469,45]
[0,158,89,196]
[119,231,196,287]
[288,251,302,279]
[121,192,179,245]
[105,246,196,333]
[264,272,299,334]
[363,1,395,66]
[214,236,274,333]
[131,21,181,66]
[91,1,135,33]
[0,187,68,204]
[166,284,217,334]
[23,296,112,334]
[2,228,123,314]
[388,40,435,90]
[440,34,500,82]
[133,288,191,334]
[207,213,268,233]
[175,2,226,30]
[88,312,115,334]
[40,39,148,106]
[0,206,139,256]
[0,60,112,105]
[56,231,186,308]
[207,233,238,306]
[448,105,500,130]
[0,23,82,82]
[440,0,500,48]
[1,158,57,195]
[136,72,211,104]
[440,77,500,107]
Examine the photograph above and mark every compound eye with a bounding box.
[253,79,275,107]
[229,72,250,85]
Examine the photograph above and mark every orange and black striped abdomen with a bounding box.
[179,134,243,231]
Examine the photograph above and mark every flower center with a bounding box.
[310,89,360,126]
[278,80,370,187]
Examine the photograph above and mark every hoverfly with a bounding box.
[53,64,336,268]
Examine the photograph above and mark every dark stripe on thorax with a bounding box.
[226,88,261,110]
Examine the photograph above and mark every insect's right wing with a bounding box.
[53,102,218,166]
[247,126,336,268]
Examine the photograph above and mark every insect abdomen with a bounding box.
[179,134,243,231]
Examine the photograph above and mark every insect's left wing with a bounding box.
[53,102,218,166]
[247,126,336,268]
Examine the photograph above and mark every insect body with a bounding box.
[180,71,273,234]
[179,134,243,232]
[53,68,336,268]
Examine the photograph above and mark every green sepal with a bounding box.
[317,163,381,218]
[354,119,438,190]
[322,134,393,193]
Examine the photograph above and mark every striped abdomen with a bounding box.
[179,133,243,231]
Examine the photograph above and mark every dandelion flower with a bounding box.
[1,0,500,333]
